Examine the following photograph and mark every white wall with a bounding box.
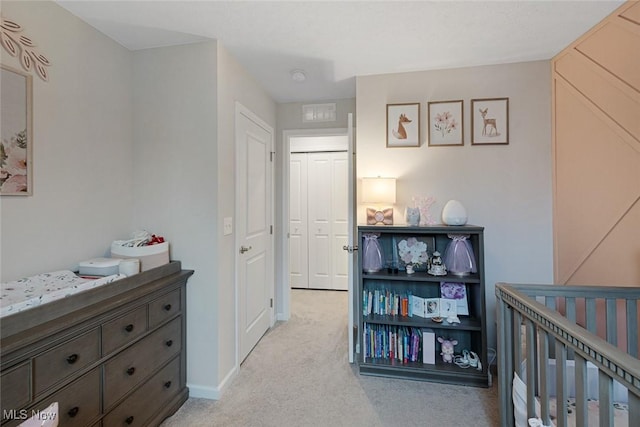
[132,41,220,396]
[0,1,133,281]
[356,61,554,347]
[215,44,276,390]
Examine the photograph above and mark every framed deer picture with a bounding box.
[471,98,509,145]
[387,103,420,147]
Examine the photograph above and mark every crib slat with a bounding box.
[565,297,576,360]
[627,299,638,358]
[586,298,597,334]
[526,320,537,419]
[606,298,617,346]
[538,329,551,425]
[497,298,513,427]
[513,311,522,370]
[545,296,556,311]
[555,341,568,427]
[598,370,613,426]
[629,392,640,427]
[574,354,588,427]
[565,297,576,322]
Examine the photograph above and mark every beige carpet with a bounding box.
[160,289,499,427]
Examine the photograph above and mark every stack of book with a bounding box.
[363,289,414,317]
[362,323,422,364]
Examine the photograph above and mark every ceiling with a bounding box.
[55,0,624,103]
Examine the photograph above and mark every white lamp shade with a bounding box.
[361,177,396,203]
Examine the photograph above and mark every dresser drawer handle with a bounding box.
[68,406,79,418]
[164,380,172,389]
[124,324,134,332]
[66,354,79,364]
[126,367,136,376]
[125,416,134,425]
[165,339,173,347]
[163,303,172,311]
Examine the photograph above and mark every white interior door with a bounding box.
[307,152,332,289]
[236,104,273,362]
[307,152,348,290]
[289,153,308,288]
[330,152,349,290]
[346,113,356,363]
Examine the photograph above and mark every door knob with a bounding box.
[239,245,252,254]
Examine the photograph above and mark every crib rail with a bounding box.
[496,283,640,427]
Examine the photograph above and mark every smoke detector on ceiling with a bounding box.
[290,69,307,82]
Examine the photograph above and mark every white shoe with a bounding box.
[468,351,479,368]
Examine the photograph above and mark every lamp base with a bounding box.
[366,207,393,225]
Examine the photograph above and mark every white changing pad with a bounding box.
[1,270,125,318]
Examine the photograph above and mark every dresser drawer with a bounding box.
[104,357,181,427]
[103,317,181,409]
[33,328,100,395]
[148,289,180,328]
[1,362,31,421]
[36,368,101,427]
[102,305,147,355]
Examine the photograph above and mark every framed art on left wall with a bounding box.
[1,64,33,195]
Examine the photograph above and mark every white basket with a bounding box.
[111,241,169,272]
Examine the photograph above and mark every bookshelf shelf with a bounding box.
[357,225,490,387]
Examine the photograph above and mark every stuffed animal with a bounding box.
[437,337,458,363]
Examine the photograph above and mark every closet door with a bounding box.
[307,152,332,289]
[330,152,348,290]
[289,153,309,288]
[308,152,348,290]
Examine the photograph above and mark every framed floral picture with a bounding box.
[1,64,33,195]
[471,97,509,145]
[386,103,420,147]
[428,100,463,146]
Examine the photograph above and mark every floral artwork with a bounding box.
[434,111,458,137]
[428,100,463,146]
[397,237,428,269]
[1,65,32,195]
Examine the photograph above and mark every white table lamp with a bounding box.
[362,177,396,225]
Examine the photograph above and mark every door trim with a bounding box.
[235,102,275,369]
[280,128,349,321]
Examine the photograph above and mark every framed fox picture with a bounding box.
[387,103,420,147]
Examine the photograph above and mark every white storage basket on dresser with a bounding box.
[111,241,169,272]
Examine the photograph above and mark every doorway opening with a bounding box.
[289,134,349,291]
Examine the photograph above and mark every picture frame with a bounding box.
[471,97,509,145]
[1,64,33,195]
[425,298,440,318]
[386,103,420,147]
[427,100,463,146]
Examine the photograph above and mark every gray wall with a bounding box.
[356,61,554,348]
[132,41,221,396]
[1,1,133,281]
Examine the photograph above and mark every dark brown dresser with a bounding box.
[0,261,193,427]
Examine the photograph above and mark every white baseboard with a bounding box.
[187,365,239,400]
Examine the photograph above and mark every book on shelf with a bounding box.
[440,282,469,315]
[422,328,436,365]
[363,323,422,363]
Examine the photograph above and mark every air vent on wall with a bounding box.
[302,103,337,123]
